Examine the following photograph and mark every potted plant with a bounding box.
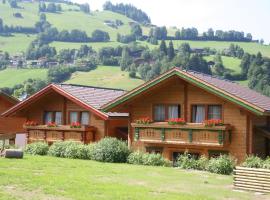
[203,119,223,127]
[24,120,38,127]
[167,118,186,125]
[135,117,152,124]
[70,122,82,128]
[47,122,57,128]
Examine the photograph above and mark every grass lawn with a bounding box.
[204,55,242,75]
[0,155,268,200]
[66,65,144,90]
[0,68,48,88]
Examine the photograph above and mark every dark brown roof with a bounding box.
[56,84,128,117]
[186,70,270,112]
[102,68,270,115]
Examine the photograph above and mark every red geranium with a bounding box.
[70,122,81,128]
[167,118,186,125]
[203,119,223,127]
[47,122,57,127]
[24,120,38,126]
[135,117,152,124]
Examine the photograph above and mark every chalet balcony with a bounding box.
[131,122,232,147]
[23,125,96,144]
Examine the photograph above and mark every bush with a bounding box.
[127,151,144,165]
[128,151,171,167]
[208,155,236,175]
[25,142,49,155]
[242,155,263,168]
[196,156,209,171]
[262,157,270,169]
[91,137,130,163]
[176,152,198,169]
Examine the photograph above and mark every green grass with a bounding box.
[0,68,48,88]
[204,55,242,75]
[66,65,144,90]
[0,155,266,200]
[0,34,35,54]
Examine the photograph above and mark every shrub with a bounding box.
[127,151,144,165]
[63,142,83,159]
[91,137,130,163]
[48,141,72,157]
[142,153,171,167]
[208,155,236,175]
[262,157,270,169]
[176,152,198,169]
[128,151,171,166]
[25,142,49,155]
[196,156,209,171]
[242,155,263,168]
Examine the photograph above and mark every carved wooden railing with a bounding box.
[131,123,232,147]
[23,125,96,144]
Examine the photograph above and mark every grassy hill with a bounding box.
[66,65,144,90]
[0,68,48,87]
[204,55,242,75]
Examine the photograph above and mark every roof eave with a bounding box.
[102,68,267,116]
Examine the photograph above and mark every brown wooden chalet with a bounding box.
[0,91,25,145]
[2,84,128,145]
[102,67,270,162]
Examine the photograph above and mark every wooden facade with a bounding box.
[2,87,128,144]
[103,70,270,162]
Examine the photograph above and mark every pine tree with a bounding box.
[167,41,175,60]
[159,40,167,55]
[212,54,225,76]
[120,47,131,71]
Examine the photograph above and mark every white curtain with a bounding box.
[154,105,165,121]
[208,106,221,119]
[44,112,53,124]
[70,112,78,123]
[194,106,205,123]
[55,112,62,125]
[81,112,90,125]
[168,105,179,119]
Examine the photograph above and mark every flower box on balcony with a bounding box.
[23,124,96,132]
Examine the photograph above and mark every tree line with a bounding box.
[103,1,151,24]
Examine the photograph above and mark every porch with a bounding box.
[23,125,96,144]
[131,123,232,147]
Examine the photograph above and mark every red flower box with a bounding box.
[70,122,82,128]
[47,122,57,127]
[203,119,223,127]
[24,120,38,126]
[167,118,186,125]
[135,117,152,124]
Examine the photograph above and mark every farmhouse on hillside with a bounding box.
[2,84,128,145]
[102,67,270,162]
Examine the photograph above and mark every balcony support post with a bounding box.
[188,130,193,143]
[161,128,165,141]
[134,128,139,141]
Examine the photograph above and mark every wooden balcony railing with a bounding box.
[23,125,96,144]
[131,122,232,147]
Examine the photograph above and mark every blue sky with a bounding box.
[74,0,270,43]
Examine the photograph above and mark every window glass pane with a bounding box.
[44,112,53,124]
[70,112,78,123]
[55,112,62,125]
[154,105,165,121]
[192,105,205,123]
[81,112,89,125]
[168,105,180,119]
[208,105,221,119]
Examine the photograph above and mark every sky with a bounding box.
[74,0,270,43]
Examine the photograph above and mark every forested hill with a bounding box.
[0,0,270,99]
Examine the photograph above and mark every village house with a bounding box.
[2,84,128,145]
[0,91,25,147]
[102,68,270,162]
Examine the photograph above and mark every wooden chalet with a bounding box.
[0,91,25,146]
[2,84,128,145]
[102,68,270,162]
